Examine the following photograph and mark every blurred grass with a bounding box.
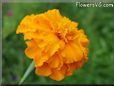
[2,3,114,84]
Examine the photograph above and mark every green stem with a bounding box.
[19,61,35,85]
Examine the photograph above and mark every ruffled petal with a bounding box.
[16,15,37,34]
[35,63,52,76]
[47,54,63,68]
[50,70,64,81]
[34,55,49,67]
[41,33,60,56]
[45,9,62,26]
[78,30,89,47]
[66,60,84,76]
[25,40,39,59]
[61,42,83,63]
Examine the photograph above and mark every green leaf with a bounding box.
[19,61,34,85]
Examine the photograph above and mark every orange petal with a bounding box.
[78,29,89,47]
[61,43,83,63]
[25,40,39,59]
[24,32,38,40]
[45,9,62,25]
[60,64,67,75]
[50,70,64,81]
[35,63,52,76]
[34,15,52,31]
[25,40,49,66]
[16,14,37,34]
[48,43,60,56]
[66,60,84,76]
[42,34,60,56]
[34,55,49,67]
[47,54,63,68]
[82,48,88,61]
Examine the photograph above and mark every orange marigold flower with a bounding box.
[16,9,89,81]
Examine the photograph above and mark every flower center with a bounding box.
[56,31,76,43]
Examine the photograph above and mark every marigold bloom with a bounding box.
[16,9,89,81]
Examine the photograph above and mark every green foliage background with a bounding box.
[2,3,114,84]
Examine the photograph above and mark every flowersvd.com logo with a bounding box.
[75,2,113,7]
